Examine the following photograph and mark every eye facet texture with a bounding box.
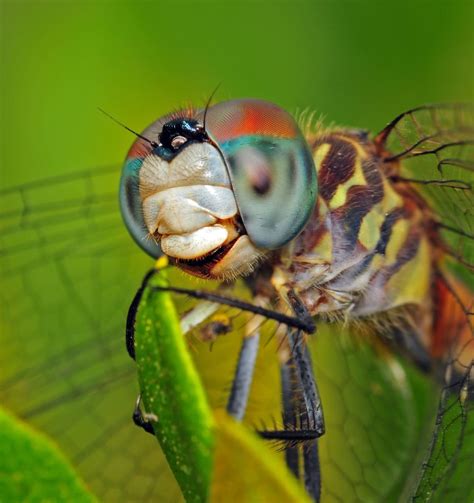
[202,99,318,249]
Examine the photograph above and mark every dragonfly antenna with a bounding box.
[98,107,158,148]
[203,82,222,130]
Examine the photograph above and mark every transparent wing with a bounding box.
[375,105,474,502]
[375,104,474,271]
[0,167,182,502]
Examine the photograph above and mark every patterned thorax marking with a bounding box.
[281,131,432,321]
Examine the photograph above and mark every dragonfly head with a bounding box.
[120,99,317,280]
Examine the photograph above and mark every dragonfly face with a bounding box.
[120,99,317,279]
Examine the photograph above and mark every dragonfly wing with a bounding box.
[375,104,474,271]
[375,104,474,502]
[0,167,182,502]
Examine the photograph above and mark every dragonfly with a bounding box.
[0,100,472,503]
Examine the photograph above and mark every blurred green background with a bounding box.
[2,0,473,188]
[1,1,473,502]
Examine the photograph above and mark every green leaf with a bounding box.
[0,407,96,503]
[211,411,311,503]
[134,270,214,503]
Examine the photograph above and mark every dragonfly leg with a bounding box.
[257,336,323,502]
[287,329,324,437]
[296,336,323,503]
[280,357,300,479]
[259,288,323,501]
[132,394,156,435]
[286,290,323,502]
[127,269,163,436]
[125,269,158,360]
[303,438,321,501]
[150,284,316,334]
[226,332,260,420]
[220,290,322,501]
[285,330,323,503]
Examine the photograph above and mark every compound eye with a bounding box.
[243,148,272,195]
[119,110,185,258]
[202,99,318,250]
[119,159,162,258]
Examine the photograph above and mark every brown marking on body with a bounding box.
[293,199,327,254]
[315,136,357,201]
[329,159,385,252]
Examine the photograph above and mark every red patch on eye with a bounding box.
[127,138,152,159]
[209,100,298,142]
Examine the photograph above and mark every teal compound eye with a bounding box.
[120,156,162,258]
[201,99,318,250]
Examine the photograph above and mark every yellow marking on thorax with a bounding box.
[328,139,368,210]
[313,142,331,171]
[386,237,431,308]
[384,219,410,266]
[358,178,404,251]
[371,253,386,272]
[330,160,365,209]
